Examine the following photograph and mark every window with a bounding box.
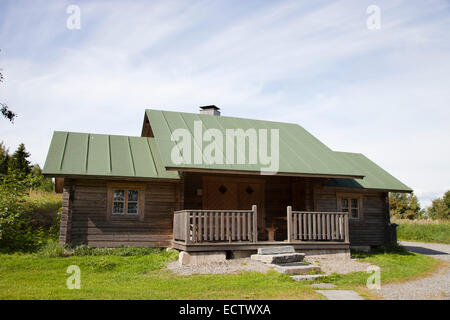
[112,189,139,215]
[338,194,362,220]
[107,183,145,220]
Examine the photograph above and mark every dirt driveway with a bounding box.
[380,241,449,300]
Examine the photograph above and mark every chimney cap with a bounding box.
[199,105,220,110]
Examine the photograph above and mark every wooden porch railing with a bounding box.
[287,206,349,243]
[173,205,258,244]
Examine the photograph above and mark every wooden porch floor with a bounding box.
[172,240,350,252]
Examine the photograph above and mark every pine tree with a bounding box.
[0,141,9,175]
[8,143,31,177]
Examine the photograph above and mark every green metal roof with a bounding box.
[326,152,412,192]
[145,109,365,178]
[42,110,412,192]
[43,131,179,180]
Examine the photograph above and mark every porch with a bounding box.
[172,206,350,252]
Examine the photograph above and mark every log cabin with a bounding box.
[43,106,411,256]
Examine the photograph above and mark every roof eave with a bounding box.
[42,172,180,182]
[166,167,365,180]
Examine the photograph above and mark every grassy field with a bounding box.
[392,218,450,244]
[0,246,441,300]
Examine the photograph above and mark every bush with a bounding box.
[0,172,49,252]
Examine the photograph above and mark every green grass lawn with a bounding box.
[393,219,450,244]
[0,246,442,300]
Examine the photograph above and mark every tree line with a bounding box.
[390,191,449,220]
[0,141,53,191]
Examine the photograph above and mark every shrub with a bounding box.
[0,172,48,252]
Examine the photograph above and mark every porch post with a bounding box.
[252,205,258,243]
[287,206,292,243]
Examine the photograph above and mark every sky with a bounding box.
[0,0,449,208]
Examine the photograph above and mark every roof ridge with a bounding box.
[145,108,304,127]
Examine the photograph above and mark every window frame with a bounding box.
[107,182,145,221]
[337,193,363,221]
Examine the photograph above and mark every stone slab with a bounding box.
[310,283,337,289]
[272,263,320,275]
[291,274,324,281]
[315,290,364,300]
[257,246,295,255]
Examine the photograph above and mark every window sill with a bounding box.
[110,215,141,221]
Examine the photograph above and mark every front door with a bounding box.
[203,176,265,236]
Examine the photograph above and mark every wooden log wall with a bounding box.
[60,173,391,248]
[62,178,181,247]
[314,186,390,246]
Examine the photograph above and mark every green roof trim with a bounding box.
[43,131,179,180]
[326,152,412,192]
[145,109,365,178]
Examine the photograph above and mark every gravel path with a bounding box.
[167,254,374,276]
[305,256,374,275]
[380,241,450,300]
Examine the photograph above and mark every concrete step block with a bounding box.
[257,246,295,255]
[178,251,226,265]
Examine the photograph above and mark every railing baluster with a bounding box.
[252,205,258,243]
[215,213,219,240]
[226,212,230,241]
[236,213,241,241]
[221,212,225,240]
[312,213,316,240]
[247,212,251,241]
[192,212,197,243]
[293,212,297,242]
[307,213,311,240]
[231,212,235,241]
[242,212,246,240]
[303,214,307,240]
[298,213,302,240]
[330,214,336,240]
[317,213,321,240]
